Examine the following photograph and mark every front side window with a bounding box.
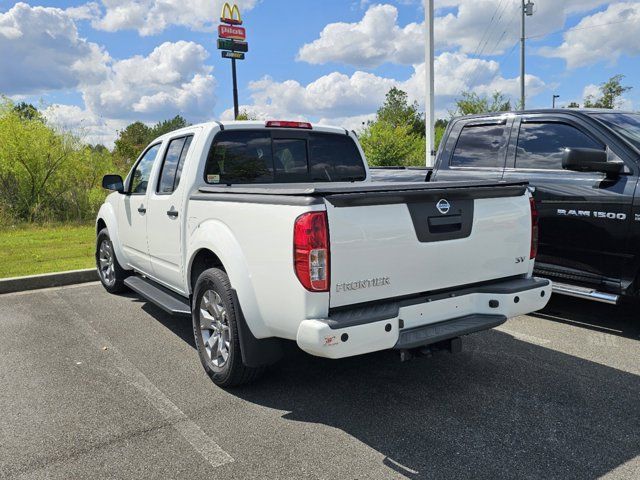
[204,130,366,184]
[591,113,640,151]
[515,122,604,170]
[450,124,506,168]
[130,144,161,194]
[158,136,193,194]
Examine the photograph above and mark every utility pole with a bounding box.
[424,0,435,166]
[552,94,560,108]
[520,0,534,110]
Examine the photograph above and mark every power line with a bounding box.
[478,0,512,57]
[471,0,506,59]
[526,18,637,40]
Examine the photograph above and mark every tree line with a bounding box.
[0,74,631,223]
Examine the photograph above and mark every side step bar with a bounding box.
[124,276,191,316]
[552,282,619,305]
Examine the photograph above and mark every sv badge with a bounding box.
[515,257,526,264]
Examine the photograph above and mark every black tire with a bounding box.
[96,228,130,294]
[192,268,264,387]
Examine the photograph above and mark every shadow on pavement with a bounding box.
[534,294,640,340]
[139,298,640,480]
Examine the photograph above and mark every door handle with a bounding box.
[166,208,179,218]
[137,205,146,214]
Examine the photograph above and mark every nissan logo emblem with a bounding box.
[436,199,451,215]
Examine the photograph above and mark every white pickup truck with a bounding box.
[96,120,550,386]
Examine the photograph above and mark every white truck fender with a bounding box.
[96,201,130,270]
[186,219,271,339]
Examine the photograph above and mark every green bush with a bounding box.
[0,99,117,222]
[360,122,426,167]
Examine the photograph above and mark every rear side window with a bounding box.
[450,124,507,168]
[205,130,366,184]
[158,135,193,194]
[516,122,604,170]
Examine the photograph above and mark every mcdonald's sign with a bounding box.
[220,3,242,25]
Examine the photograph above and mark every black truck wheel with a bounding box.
[192,268,264,387]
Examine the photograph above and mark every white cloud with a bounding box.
[0,3,218,143]
[82,41,217,122]
[89,0,259,36]
[540,2,640,68]
[435,0,610,56]
[298,4,423,67]
[42,104,127,147]
[222,52,546,126]
[583,84,600,100]
[42,40,219,145]
[298,1,613,68]
[65,2,101,21]
[0,3,109,94]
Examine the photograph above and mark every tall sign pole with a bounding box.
[424,0,435,167]
[218,3,248,120]
[231,58,239,119]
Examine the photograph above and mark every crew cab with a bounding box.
[421,109,640,305]
[96,120,550,386]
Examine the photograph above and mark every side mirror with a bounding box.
[102,174,124,193]
[562,148,624,176]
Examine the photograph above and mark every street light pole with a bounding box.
[520,0,525,110]
[552,94,560,108]
[424,0,435,166]
[520,1,534,110]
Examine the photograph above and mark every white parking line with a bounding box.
[496,326,551,346]
[48,290,234,469]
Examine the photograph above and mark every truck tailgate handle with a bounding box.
[428,214,462,233]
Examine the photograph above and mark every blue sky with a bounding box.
[1,0,639,145]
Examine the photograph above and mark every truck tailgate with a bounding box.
[325,182,532,308]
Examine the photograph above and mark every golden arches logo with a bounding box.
[220,3,242,25]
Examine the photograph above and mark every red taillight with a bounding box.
[266,120,312,129]
[530,196,539,259]
[294,212,329,292]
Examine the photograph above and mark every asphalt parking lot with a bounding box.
[1,283,639,480]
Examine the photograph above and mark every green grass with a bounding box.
[0,223,95,279]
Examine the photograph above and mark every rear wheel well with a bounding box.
[190,249,225,293]
[96,218,107,235]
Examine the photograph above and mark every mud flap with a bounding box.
[231,289,283,368]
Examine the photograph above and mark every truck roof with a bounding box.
[154,120,350,142]
[451,108,637,122]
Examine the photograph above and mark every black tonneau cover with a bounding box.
[195,180,529,207]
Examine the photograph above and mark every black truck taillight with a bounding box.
[530,196,539,259]
[294,212,329,292]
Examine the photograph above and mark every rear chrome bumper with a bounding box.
[296,277,551,359]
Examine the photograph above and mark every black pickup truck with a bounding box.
[373,109,640,304]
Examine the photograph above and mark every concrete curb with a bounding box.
[0,269,98,294]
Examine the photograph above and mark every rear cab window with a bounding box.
[204,130,366,184]
[450,123,508,169]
